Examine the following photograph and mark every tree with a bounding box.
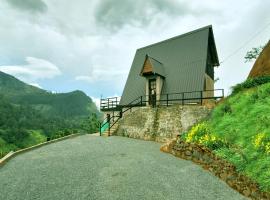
[244,45,265,62]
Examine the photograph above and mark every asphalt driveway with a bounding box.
[0,135,246,200]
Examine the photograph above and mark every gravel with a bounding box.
[0,135,247,200]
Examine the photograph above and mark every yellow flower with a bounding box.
[253,133,265,148]
[265,142,270,154]
[186,124,200,142]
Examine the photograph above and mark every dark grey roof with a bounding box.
[120,25,219,105]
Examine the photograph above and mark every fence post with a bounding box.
[119,110,122,118]
[141,96,143,106]
[166,94,169,106]
[200,91,203,105]
[99,123,101,136]
[107,114,110,136]
[182,93,184,105]
[107,98,109,109]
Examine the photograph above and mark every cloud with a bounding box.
[0,0,270,99]
[94,0,190,31]
[75,68,128,83]
[6,0,48,13]
[29,83,42,88]
[0,57,61,83]
[90,96,100,109]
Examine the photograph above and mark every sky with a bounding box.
[0,0,270,106]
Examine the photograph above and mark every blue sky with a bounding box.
[0,0,270,106]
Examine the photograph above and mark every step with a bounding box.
[101,128,119,136]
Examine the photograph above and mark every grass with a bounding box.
[0,130,47,159]
[182,82,270,192]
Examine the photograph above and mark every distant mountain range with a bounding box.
[0,71,99,118]
[0,71,100,158]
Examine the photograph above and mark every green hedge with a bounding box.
[231,76,270,95]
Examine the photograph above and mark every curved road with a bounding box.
[0,135,246,200]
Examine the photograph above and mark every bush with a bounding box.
[253,133,270,154]
[231,76,270,95]
[182,122,226,150]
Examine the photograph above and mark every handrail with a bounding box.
[99,89,224,136]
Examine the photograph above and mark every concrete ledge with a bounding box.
[0,134,81,168]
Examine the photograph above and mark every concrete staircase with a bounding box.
[102,122,119,137]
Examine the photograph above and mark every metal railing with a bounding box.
[99,89,224,136]
[100,89,224,111]
[100,97,120,111]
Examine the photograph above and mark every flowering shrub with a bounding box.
[184,122,225,149]
[265,142,270,154]
[253,133,270,154]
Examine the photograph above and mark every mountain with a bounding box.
[0,71,99,118]
[0,71,100,158]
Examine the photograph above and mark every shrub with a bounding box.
[253,133,270,154]
[231,76,270,95]
[183,122,226,150]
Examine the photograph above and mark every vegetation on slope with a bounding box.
[182,77,270,192]
[0,71,100,158]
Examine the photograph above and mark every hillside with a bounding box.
[0,71,99,118]
[0,71,100,158]
[248,41,270,78]
[181,78,270,192]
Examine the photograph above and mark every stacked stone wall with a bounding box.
[115,105,211,142]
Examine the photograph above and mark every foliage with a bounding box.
[244,46,264,62]
[231,76,270,95]
[0,71,100,159]
[207,82,270,191]
[253,133,270,154]
[183,122,227,149]
[182,82,270,191]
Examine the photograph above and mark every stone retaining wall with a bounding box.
[115,105,211,142]
[161,139,270,200]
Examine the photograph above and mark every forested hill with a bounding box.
[0,71,99,118]
[0,71,100,158]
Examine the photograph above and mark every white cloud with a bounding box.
[0,0,270,98]
[0,57,61,83]
[90,96,100,109]
[75,68,128,83]
[29,82,42,88]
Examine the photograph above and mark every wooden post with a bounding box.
[166,94,169,106]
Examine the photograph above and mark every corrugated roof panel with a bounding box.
[120,26,217,105]
[148,56,165,77]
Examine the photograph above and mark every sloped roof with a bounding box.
[120,25,219,105]
[140,55,165,77]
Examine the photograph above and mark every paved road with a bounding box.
[0,135,246,200]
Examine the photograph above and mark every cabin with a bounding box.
[101,25,223,112]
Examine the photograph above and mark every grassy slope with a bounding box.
[209,82,270,191]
